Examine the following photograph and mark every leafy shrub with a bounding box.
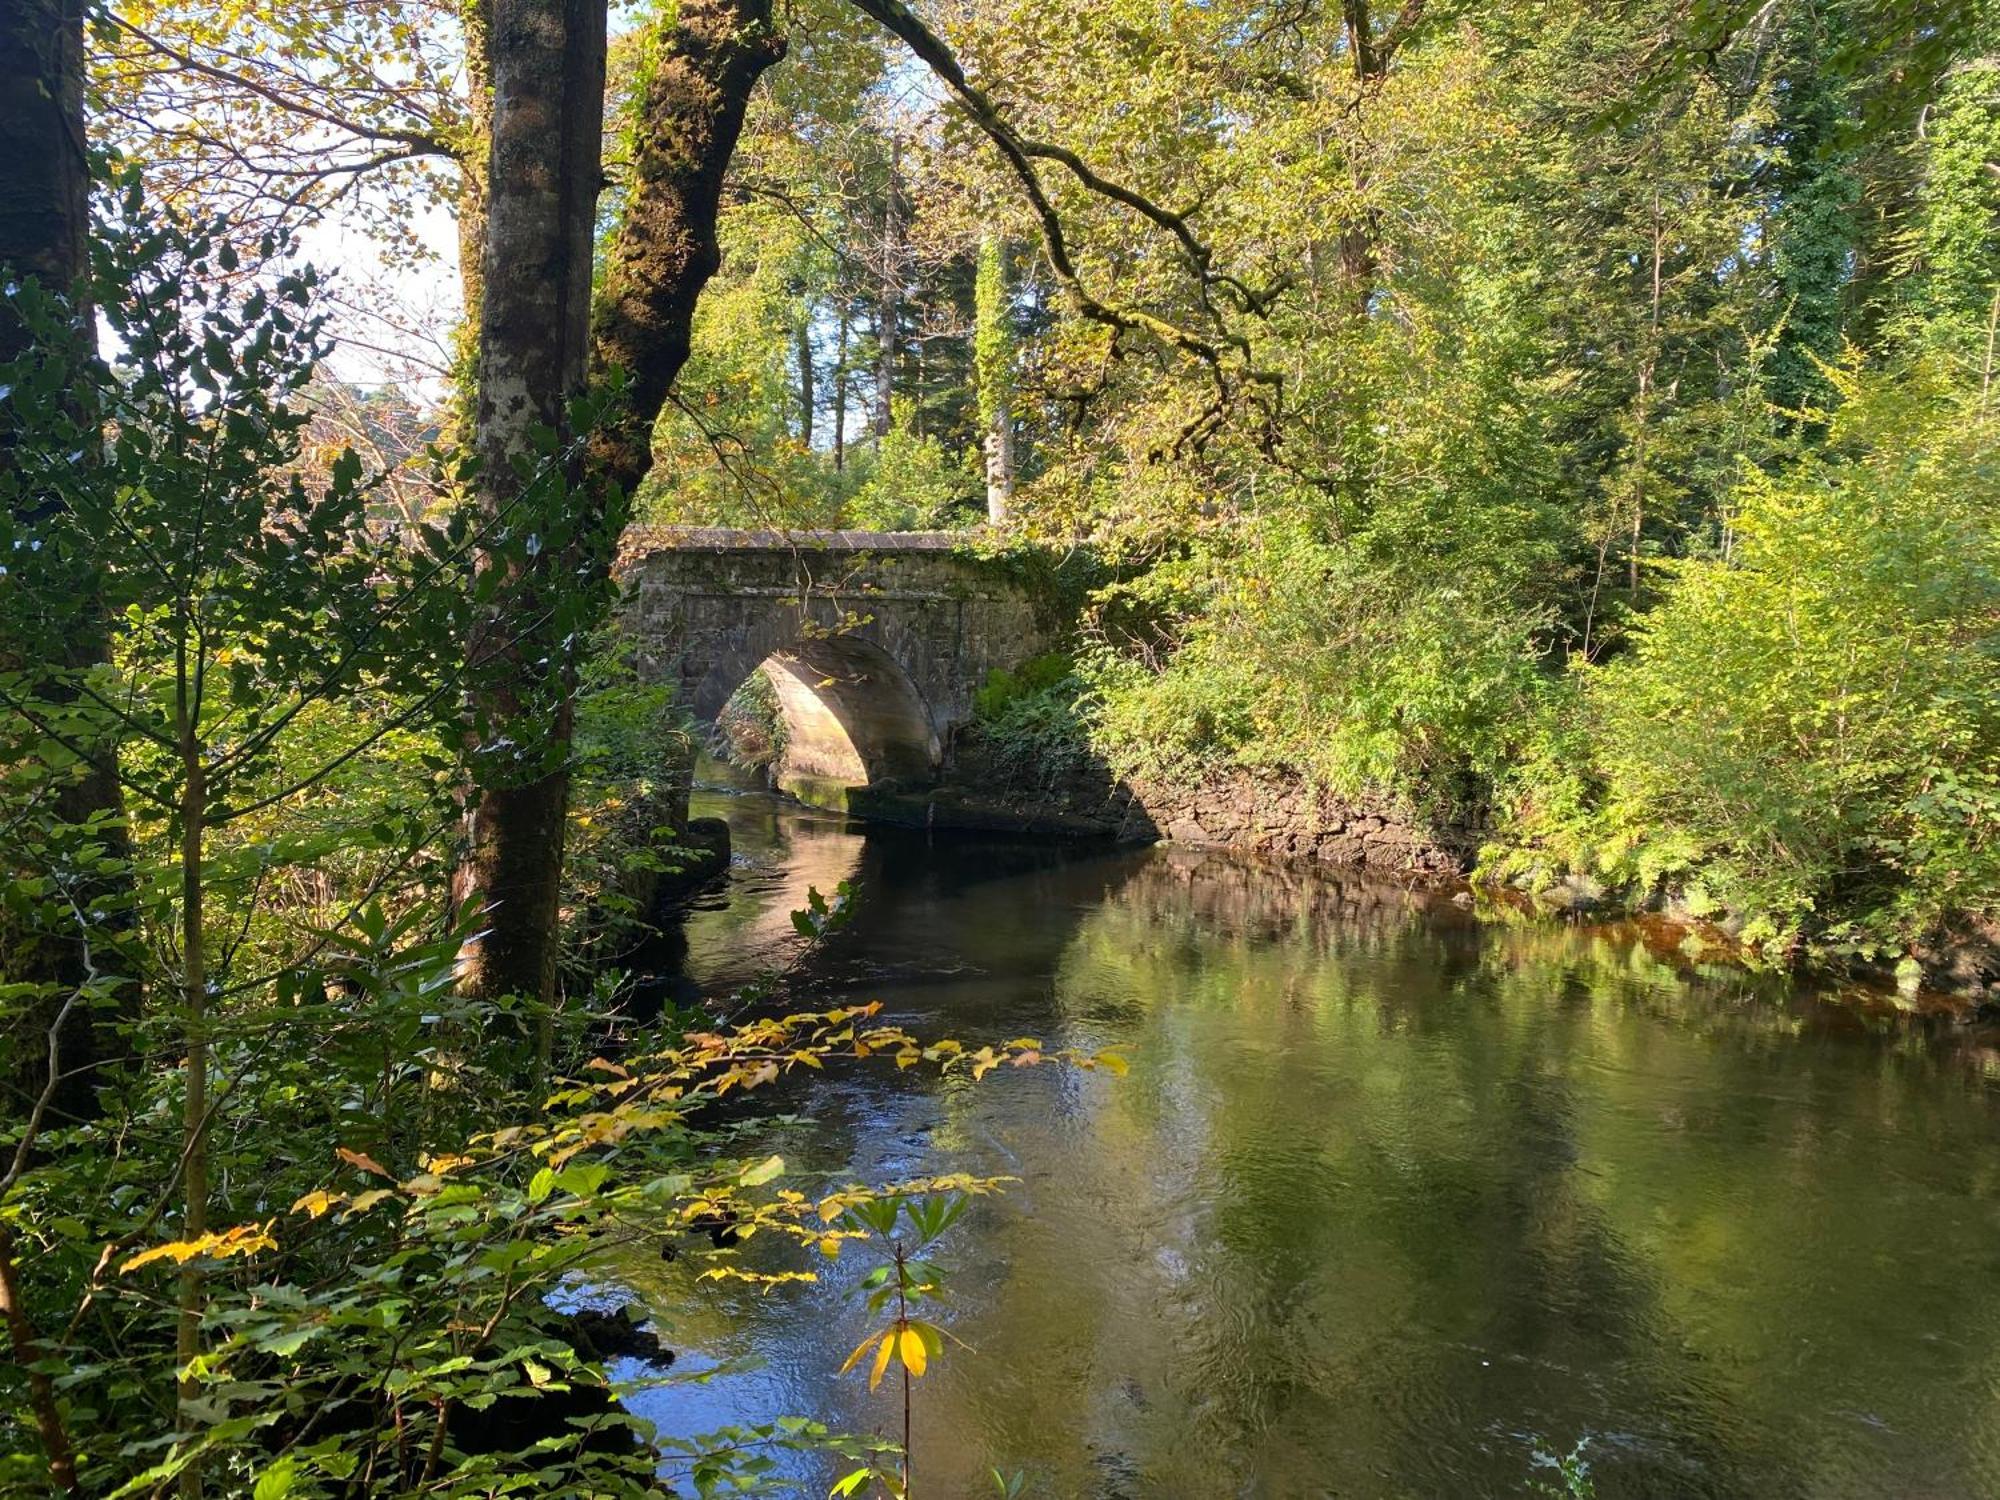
[1581,357,2000,950]
[564,634,702,966]
[1082,513,1560,814]
[715,665,788,770]
[973,652,1076,719]
[970,654,1096,784]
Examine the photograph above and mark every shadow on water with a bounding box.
[614,785,2000,1500]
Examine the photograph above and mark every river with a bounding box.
[612,779,2000,1499]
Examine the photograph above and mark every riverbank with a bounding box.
[787,728,1476,877]
[754,733,2000,1012]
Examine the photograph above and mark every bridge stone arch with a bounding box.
[617,528,1052,795]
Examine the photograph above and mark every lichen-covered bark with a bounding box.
[588,0,787,501]
[0,0,135,1125]
[0,0,87,319]
[975,232,1015,523]
[457,0,784,1010]
[445,0,494,440]
[457,0,607,1009]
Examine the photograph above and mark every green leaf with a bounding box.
[252,1457,296,1500]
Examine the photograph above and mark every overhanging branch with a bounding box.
[843,0,1285,455]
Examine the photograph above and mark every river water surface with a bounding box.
[616,782,2000,1499]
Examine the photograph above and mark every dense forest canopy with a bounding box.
[1,0,1997,1492]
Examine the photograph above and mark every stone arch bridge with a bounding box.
[616,528,1052,800]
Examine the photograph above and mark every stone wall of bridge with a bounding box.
[615,528,1052,786]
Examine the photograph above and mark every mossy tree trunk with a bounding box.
[0,0,135,1122]
[457,0,608,1014]
[589,0,787,500]
[459,0,785,1011]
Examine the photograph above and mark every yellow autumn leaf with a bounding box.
[818,1235,842,1258]
[1094,1050,1130,1077]
[838,1331,881,1377]
[898,1325,927,1378]
[290,1190,344,1219]
[696,1268,818,1289]
[122,1221,276,1273]
[869,1326,895,1390]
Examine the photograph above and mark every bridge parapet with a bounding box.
[618,526,965,559]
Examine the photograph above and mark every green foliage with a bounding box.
[973,235,1014,432]
[716,665,788,772]
[970,654,1096,786]
[1576,357,2000,951]
[1763,5,1865,411]
[563,633,702,967]
[1530,1440,1598,1498]
[847,399,981,530]
[0,176,1130,1498]
[12,0,2000,1482]
[0,172,471,1031]
[1898,54,2000,354]
[1083,512,1558,813]
[973,652,1074,720]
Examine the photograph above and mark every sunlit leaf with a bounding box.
[335,1146,390,1178]
[122,1222,277,1273]
[837,1331,882,1377]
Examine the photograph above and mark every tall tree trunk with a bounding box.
[456,0,607,1012]
[458,0,783,1010]
[448,0,494,430]
[0,10,124,1485]
[873,134,902,438]
[984,398,1015,525]
[0,0,134,1123]
[975,233,1015,524]
[589,0,787,500]
[796,301,814,447]
[0,0,87,303]
[832,299,849,472]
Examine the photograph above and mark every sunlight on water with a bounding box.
[615,788,2000,1500]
